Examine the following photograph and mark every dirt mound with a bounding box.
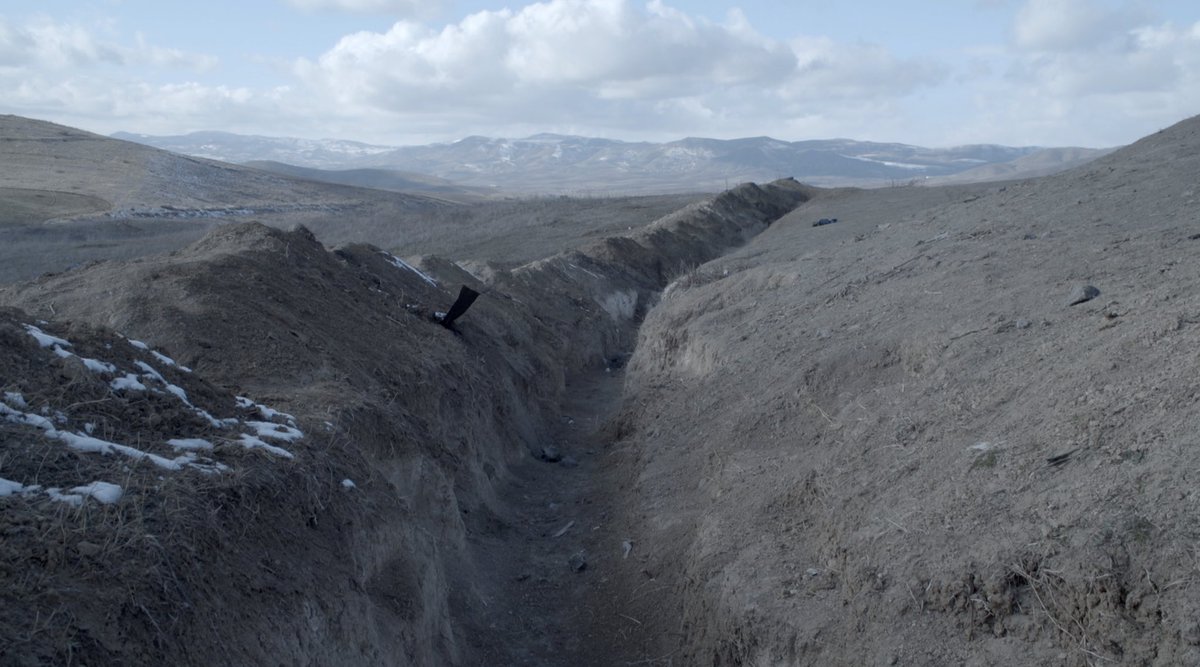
[611,114,1200,664]
[0,180,807,664]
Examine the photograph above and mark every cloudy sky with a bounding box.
[1,0,1197,147]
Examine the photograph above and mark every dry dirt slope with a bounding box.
[609,114,1200,665]
[0,180,807,665]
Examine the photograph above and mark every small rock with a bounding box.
[76,541,102,558]
[1067,284,1100,306]
[560,456,579,468]
[1015,319,1031,329]
[537,445,562,463]
[568,551,588,572]
[805,568,821,578]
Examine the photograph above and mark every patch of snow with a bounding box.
[188,461,229,475]
[52,345,73,359]
[381,252,438,287]
[46,488,84,507]
[71,481,123,504]
[245,421,304,442]
[135,360,166,384]
[167,437,213,451]
[236,434,295,459]
[844,155,929,170]
[111,374,147,392]
[135,361,224,427]
[55,431,192,470]
[0,477,38,497]
[163,383,189,404]
[341,478,356,489]
[24,324,70,348]
[84,422,96,434]
[3,392,26,408]
[237,397,296,425]
[0,402,55,430]
[127,338,150,350]
[82,357,117,373]
[151,350,192,373]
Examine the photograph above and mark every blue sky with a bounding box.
[1,0,1197,147]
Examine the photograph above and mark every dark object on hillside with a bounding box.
[1046,448,1078,467]
[437,285,481,328]
[1067,284,1100,306]
[813,218,839,227]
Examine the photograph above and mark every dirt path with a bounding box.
[466,366,643,666]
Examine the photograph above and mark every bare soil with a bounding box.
[0,177,807,665]
[4,111,1200,667]
[610,115,1200,665]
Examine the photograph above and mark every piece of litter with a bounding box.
[382,252,439,286]
[553,520,575,538]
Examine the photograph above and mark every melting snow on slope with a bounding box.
[23,324,70,348]
[237,396,297,426]
[125,336,193,372]
[237,434,295,459]
[381,252,438,287]
[245,420,304,442]
[1,476,123,507]
[2,328,305,499]
[167,437,213,451]
[111,374,147,391]
[24,324,117,372]
[133,360,228,428]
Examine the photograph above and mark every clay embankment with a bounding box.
[0,180,807,664]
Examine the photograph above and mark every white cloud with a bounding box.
[0,17,215,72]
[1014,0,1148,52]
[945,5,1200,146]
[284,0,443,15]
[293,0,941,139]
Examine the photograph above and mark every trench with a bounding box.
[451,180,813,665]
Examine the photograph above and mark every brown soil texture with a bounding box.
[0,179,808,664]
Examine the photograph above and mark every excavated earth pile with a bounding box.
[0,180,807,665]
[610,115,1200,665]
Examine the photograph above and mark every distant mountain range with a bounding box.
[113,130,1112,194]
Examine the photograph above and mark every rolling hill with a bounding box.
[116,129,1111,193]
